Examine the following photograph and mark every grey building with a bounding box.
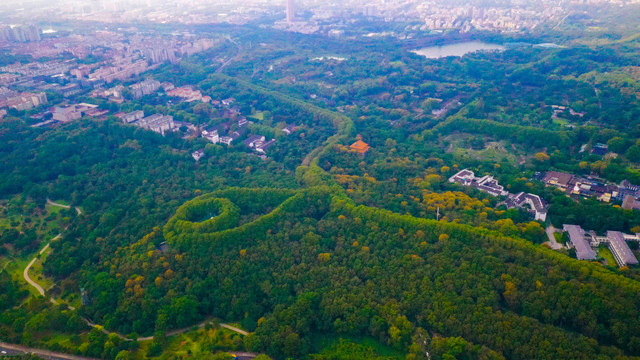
[563,225,597,260]
[606,231,639,267]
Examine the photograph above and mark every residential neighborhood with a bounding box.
[541,170,640,205]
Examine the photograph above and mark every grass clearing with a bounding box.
[311,334,405,359]
[451,143,518,164]
[598,246,617,268]
[158,325,244,359]
[249,111,265,121]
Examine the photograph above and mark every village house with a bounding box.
[591,143,609,156]
[202,127,219,143]
[543,171,574,192]
[282,124,299,135]
[255,139,276,154]
[192,149,205,161]
[219,136,233,145]
[243,135,266,148]
[505,192,548,221]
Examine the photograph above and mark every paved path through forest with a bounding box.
[20,198,255,359]
[23,235,60,297]
[47,198,82,215]
[545,225,565,250]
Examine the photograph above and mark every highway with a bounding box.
[0,342,97,360]
[0,342,258,359]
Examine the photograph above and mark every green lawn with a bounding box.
[157,325,244,359]
[311,334,405,360]
[249,111,265,121]
[4,255,39,296]
[452,144,518,165]
[598,246,617,268]
[552,117,569,126]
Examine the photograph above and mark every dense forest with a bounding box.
[75,185,640,359]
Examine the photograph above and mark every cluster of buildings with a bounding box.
[274,0,573,34]
[86,57,153,85]
[201,118,249,146]
[0,60,76,78]
[450,169,548,221]
[130,79,164,99]
[52,103,108,123]
[243,135,276,154]
[0,30,218,107]
[0,87,47,111]
[0,24,41,42]
[416,3,563,33]
[550,104,585,121]
[167,86,204,102]
[542,171,640,206]
[563,224,639,268]
[191,121,299,162]
[117,110,175,136]
[447,169,640,267]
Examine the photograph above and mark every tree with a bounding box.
[534,152,550,162]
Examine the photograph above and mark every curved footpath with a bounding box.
[24,235,60,303]
[46,198,82,215]
[17,200,258,358]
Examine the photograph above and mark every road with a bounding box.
[21,232,249,344]
[23,200,258,357]
[47,198,82,215]
[23,236,59,297]
[231,352,260,359]
[0,342,259,360]
[216,37,241,74]
[545,225,565,250]
[221,323,249,336]
[552,12,572,31]
[0,342,98,360]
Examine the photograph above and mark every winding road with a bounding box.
[17,199,258,358]
[23,235,60,299]
[46,198,82,215]
[22,230,248,344]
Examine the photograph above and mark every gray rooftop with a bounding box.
[563,224,597,260]
[607,231,639,267]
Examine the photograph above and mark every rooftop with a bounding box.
[350,140,371,154]
[607,231,639,267]
[563,224,597,260]
[544,171,574,187]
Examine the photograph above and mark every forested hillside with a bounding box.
[2,14,640,360]
[76,185,640,359]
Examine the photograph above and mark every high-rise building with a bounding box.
[0,24,41,42]
[286,0,295,22]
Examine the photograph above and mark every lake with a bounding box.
[412,41,505,59]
